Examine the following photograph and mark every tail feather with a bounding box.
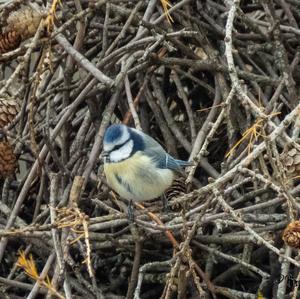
[165,155,193,170]
[175,159,193,167]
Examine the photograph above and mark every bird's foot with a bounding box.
[161,194,169,212]
[127,199,135,222]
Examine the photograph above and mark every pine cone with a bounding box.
[281,147,300,178]
[0,96,19,128]
[0,31,21,54]
[165,177,187,201]
[0,140,17,178]
[5,5,43,40]
[165,177,188,211]
[282,221,300,249]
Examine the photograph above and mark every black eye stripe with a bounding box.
[109,139,130,153]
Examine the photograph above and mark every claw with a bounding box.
[161,194,169,212]
[127,200,135,222]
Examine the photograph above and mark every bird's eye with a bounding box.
[112,139,130,151]
[113,144,124,151]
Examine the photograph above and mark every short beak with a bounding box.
[102,151,110,163]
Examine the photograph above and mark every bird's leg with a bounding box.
[127,199,135,222]
[161,194,169,212]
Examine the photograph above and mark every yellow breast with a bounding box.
[103,153,174,201]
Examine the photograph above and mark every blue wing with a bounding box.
[159,153,191,170]
[130,128,191,171]
[150,151,191,170]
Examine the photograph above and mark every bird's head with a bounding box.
[103,124,143,163]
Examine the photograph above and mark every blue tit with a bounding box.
[102,124,191,202]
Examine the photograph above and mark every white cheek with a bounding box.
[104,143,113,152]
[110,140,133,162]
